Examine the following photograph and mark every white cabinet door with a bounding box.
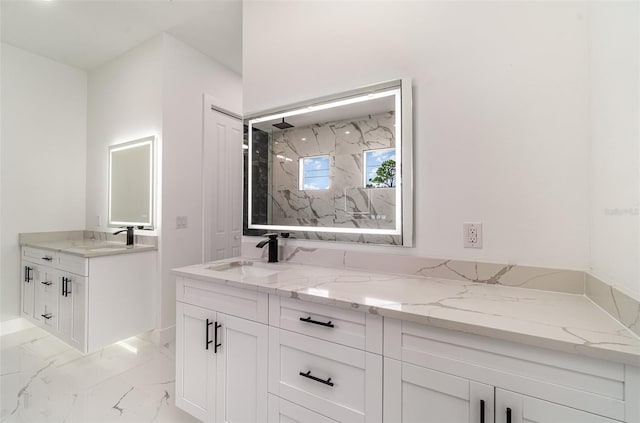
[176,302,217,422]
[215,313,268,423]
[21,262,35,318]
[57,271,87,351]
[384,358,494,423]
[495,389,621,423]
[268,394,338,423]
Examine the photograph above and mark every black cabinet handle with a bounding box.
[214,322,222,353]
[61,277,71,297]
[300,316,335,328]
[40,313,52,320]
[479,400,485,423]
[41,256,53,261]
[299,370,334,386]
[25,266,33,283]
[205,319,213,350]
[506,407,512,423]
[41,281,52,286]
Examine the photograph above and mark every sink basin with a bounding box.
[207,260,282,278]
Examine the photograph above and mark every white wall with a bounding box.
[243,1,590,270]
[85,35,163,329]
[588,2,640,298]
[1,43,87,321]
[160,34,241,329]
[85,35,164,233]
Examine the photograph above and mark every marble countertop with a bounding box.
[22,239,157,258]
[173,257,640,366]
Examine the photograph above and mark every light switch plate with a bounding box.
[176,216,188,229]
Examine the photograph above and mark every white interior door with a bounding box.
[203,96,243,262]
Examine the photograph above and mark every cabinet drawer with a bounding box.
[268,394,338,423]
[176,277,268,323]
[385,319,627,421]
[56,252,88,276]
[269,296,382,353]
[269,328,382,423]
[23,247,56,266]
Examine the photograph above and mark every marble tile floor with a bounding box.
[0,321,199,423]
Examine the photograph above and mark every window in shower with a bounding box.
[299,155,330,190]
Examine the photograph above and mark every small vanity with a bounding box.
[19,230,157,353]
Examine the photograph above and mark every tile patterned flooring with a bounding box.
[0,321,199,422]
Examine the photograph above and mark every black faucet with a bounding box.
[114,226,135,246]
[256,233,279,263]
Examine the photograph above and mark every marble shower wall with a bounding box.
[269,111,401,244]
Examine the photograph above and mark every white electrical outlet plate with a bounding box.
[463,222,483,249]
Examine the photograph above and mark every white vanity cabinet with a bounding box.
[174,263,640,423]
[20,246,155,353]
[383,319,638,423]
[175,277,269,423]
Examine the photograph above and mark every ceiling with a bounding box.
[0,0,242,74]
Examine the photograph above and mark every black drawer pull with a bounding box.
[41,256,53,261]
[40,313,52,320]
[41,281,52,286]
[299,370,334,386]
[480,400,485,423]
[506,407,512,423]
[300,316,334,328]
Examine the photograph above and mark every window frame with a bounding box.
[299,154,331,191]
[363,147,396,188]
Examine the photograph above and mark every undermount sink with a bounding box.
[207,260,283,278]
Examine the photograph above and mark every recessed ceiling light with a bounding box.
[301,138,307,141]
[345,131,351,135]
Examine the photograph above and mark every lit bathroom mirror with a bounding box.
[245,79,413,246]
[109,136,155,228]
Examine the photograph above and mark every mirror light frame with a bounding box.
[108,135,155,228]
[246,78,413,246]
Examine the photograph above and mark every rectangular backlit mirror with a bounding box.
[109,136,155,228]
[245,79,413,246]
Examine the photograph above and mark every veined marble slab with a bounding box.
[0,322,197,423]
[242,241,585,294]
[173,258,640,366]
[19,230,157,258]
[587,273,640,338]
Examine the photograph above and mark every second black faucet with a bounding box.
[256,233,279,263]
